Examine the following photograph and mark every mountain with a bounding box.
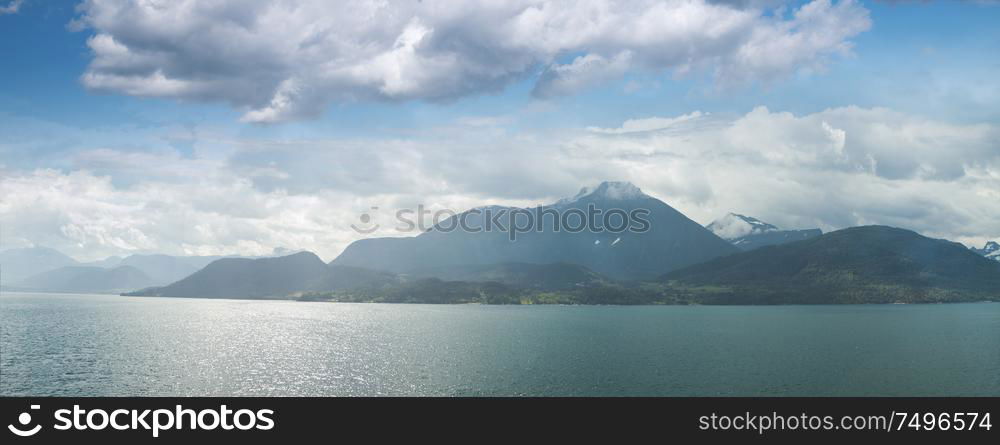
[116,226,1000,305]
[413,262,609,290]
[973,241,1000,262]
[706,213,779,238]
[83,256,124,268]
[0,247,79,284]
[127,253,605,300]
[115,252,312,285]
[661,226,1000,304]
[707,213,822,251]
[15,266,156,294]
[126,252,398,299]
[117,254,209,285]
[305,264,402,294]
[332,181,738,280]
[85,253,283,286]
[126,252,329,299]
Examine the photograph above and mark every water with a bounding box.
[1,292,998,396]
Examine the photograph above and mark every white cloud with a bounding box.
[75,0,871,122]
[562,106,1000,242]
[2,105,998,260]
[0,0,22,15]
[714,0,871,86]
[533,51,634,98]
[587,111,705,134]
[0,166,369,262]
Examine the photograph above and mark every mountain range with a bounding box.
[125,252,399,299]
[973,241,1000,262]
[661,226,1000,304]
[333,181,738,281]
[0,247,300,294]
[707,213,822,251]
[5,181,999,304]
[125,254,609,299]
[0,247,79,284]
[17,266,156,294]
[299,226,1000,305]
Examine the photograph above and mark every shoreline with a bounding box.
[2,291,996,307]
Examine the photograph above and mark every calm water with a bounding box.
[1,292,998,396]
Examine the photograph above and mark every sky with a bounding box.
[0,0,998,262]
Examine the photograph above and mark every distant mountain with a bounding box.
[126,252,329,299]
[306,225,1000,304]
[706,213,778,238]
[707,213,822,251]
[413,262,609,290]
[0,247,79,284]
[0,245,319,295]
[662,226,1000,304]
[333,181,738,280]
[117,254,208,285]
[728,228,823,251]
[121,228,1000,305]
[15,266,156,294]
[115,252,311,285]
[972,241,1000,262]
[126,252,397,299]
[83,256,124,268]
[127,252,608,300]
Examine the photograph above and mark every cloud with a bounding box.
[713,0,871,86]
[0,165,370,262]
[560,106,1000,242]
[2,105,998,260]
[75,0,871,122]
[586,111,706,134]
[533,51,634,98]
[0,0,22,15]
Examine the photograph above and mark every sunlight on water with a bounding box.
[1,293,998,396]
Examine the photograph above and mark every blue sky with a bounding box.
[1,0,998,260]
[2,0,998,132]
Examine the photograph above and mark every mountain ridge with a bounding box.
[333,181,738,280]
[15,265,156,294]
[126,252,407,299]
[1,247,310,293]
[661,225,1000,304]
[973,241,1000,262]
[0,247,79,284]
[707,213,822,251]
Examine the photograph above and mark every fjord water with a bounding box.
[1,293,998,396]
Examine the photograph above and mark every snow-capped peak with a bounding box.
[975,241,1000,261]
[706,213,779,240]
[558,181,647,205]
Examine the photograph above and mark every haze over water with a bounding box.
[1,293,998,397]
